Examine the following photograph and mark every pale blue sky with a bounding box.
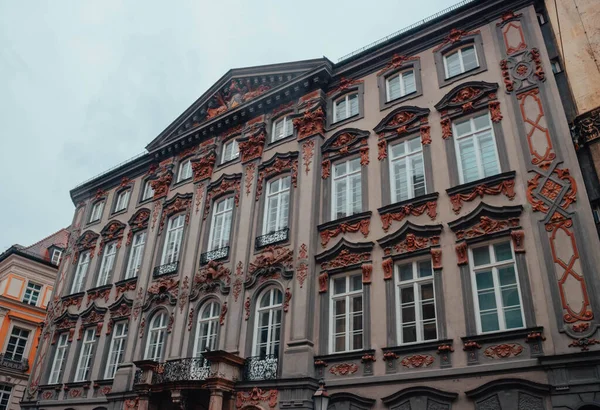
[0,0,458,249]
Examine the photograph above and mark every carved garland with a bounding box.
[400,354,435,368]
[255,153,298,201]
[373,106,431,160]
[321,129,370,179]
[293,106,325,141]
[238,122,266,163]
[127,209,150,245]
[158,194,192,234]
[379,201,437,232]
[449,178,516,214]
[203,175,242,220]
[319,217,370,247]
[191,147,217,182]
[98,221,126,255]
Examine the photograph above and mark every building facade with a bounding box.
[0,229,66,409]
[22,0,600,409]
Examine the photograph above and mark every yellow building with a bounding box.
[0,229,67,409]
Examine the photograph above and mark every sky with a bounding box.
[0,0,458,250]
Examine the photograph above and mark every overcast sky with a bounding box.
[0,0,458,250]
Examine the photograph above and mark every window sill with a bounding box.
[114,276,138,289]
[461,326,543,345]
[381,90,423,112]
[314,348,376,364]
[319,210,372,231]
[61,292,85,301]
[216,157,241,170]
[137,197,154,207]
[446,171,516,214]
[110,208,128,218]
[318,211,372,246]
[265,133,296,152]
[327,112,364,132]
[85,219,101,228]
[382,338,453,355]
[378,192,439,216]
[447,171,516,197]
[172,177,193,189]
[439,66,486,89]
[86,283,113,294]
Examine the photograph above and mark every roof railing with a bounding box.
[71,151,148,190]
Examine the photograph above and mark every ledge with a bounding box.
[382,339,453,355]
[446,171,516,214]
[446,171,516,197]
[314,348,376,363]
[64,381,91,389]
[86,283,113,294]
[461,326,544,345]
[318,211,372,232]
[61,292,85,301]
[378,192,439,216]
[114,276,138,288]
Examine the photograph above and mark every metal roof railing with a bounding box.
[71,151,148,190]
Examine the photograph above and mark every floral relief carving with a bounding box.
[484,343,524,359]
[238,124,266,163]
[244,297,251,320]
[86,287,111,306]
[455,217,520,240]
[329,363,358,376]
[195,183,205,214]
[143,277,179,310]
[431,248,443,270]
[441,118,452,139]
[151,201,161,230]
[380,201,437,232]
[248,246,294,277]
[400,354,434,368]
[302,140,315,174]
[297,262,308,288]
[98,221,126,255]
[377,137,387,161]
[362,264,373,284]
[187,307,194,331]
[455,242,468,265]
[293,107,325,140]
[232,279,242,302]
[73,230,99,263]
[322,160,331,179]
[194,260,231,294]
[377,54,420,76]
[236,387,278,409]
[382,258,393,280]
[219,302,228,326]
[450,179,516,214]
[318,272,328,293]
[320,249,371,271]
[299,243,308,259]
[115,279,137,300]
[158,194,192,234]
[359,146,369,166]
[127,209,150,245]
[433,28,481,52]
[394,233,439,254]
[511,230,525,253]
[203,175,241,220]
[319,218,370,247]
[255,153,298,201]
[420,125,431,145]
[283,288,292,312]
[150,166,173,200]
[527,167,577,214]
[191,149,217,182]
[328,77,363,96]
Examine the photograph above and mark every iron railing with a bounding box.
[255,228,289,250]
[133,369,143,384]
[200,246,229,265]
[153,358,211,384]
[243,354,278,381]
[0,354,28,372]
[153,261,179,277]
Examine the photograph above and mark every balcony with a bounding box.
[255,228,289,250]
[134,357,211,385]
[200,246,229,265]
[242,354,278,381]
[153,261,179,277]
[0,354,28,372]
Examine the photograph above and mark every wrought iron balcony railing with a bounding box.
[243,354,278,381]
[0,354,28,372]
[135,357,211,385]
[200,246,229,265]
[153,261,179,277]
[255,228,289,250]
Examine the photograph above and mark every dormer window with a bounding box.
[222,139,239,163]
[386,70,416,102]
[333,93,359,123]
[114,190,130,212]
[272,116,293,142]
[177,159,193,182]
[51,249,63,266]
[89,202,104,223]
[443,45,479,79]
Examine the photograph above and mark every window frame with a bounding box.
[207,196,234,252]
[388,135,427,203]
[124,231,147,279]
[51,249,63,266]
[4,326,30,362]
[48,333,69,384]
[326,83,365,130]
[221,139,240,164]
[193,301,220,357]
[262,176,291,235]
[333,93,360,124]
[0,385,11,410]
[443,45,480,79]
[160,214,186,265]
[144,311,168,361]
[74,327,97,382]
[251,287,284,358]
[177,159,193,183]
[140,179,155,202]
[331,157,364,221]
[386,69,417,102]
[104,321,128,379]
[22,282,42,306]
[88,201,105,224]
[328,273,364,354]
[71,251,91,294]
[113,189,131,213]
[96,241,118,287]
[434,33,487,88]
[271,115,294,143]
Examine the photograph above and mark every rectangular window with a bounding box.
[395,260,437,344]
[389,136,426,202]
[22,282,42,306]
[97,242,117,286]
[0,385,11,410]
[71,251,90,293]
[48,333,69,384]
[272,116,294,142]
[330,274,363,353]
[222,139,239,163]
[104,322,128,379]
[444,45,479,78]
[208,197,234,251]
[177,159,193,182]
[5,327,29,362]
[263,177,290,234]
[161,215,185,265]
[89,202,104,223]
[74,328,96,382]
[114,190,130,212]
[454,113,500,184]
[470,241,525,334]
[332,158,362,220]
[125,232,146,279]
[333,93,359,123]
[386,70,416,102]
[142,180,155,201]
[51,249,63,266]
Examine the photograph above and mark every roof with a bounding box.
[0,228,72,267]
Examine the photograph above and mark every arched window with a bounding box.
[252,288,283,358]
[145,312,168,361]
[193,301,220,357]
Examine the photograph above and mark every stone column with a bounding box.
[209,390,224,410]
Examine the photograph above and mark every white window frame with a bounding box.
[252,288,283,358]
[142,180,155,201]
[333,92,359,123]
[51,249,63,265]
[114,190,131,212]
[104,322,128,379]
[331,158,362,220]
[48,333,69,384]
[329,273,363,354]
[443,45,480,78]
[160,215,185,265]
[262,176,290,234]
[0,385,11,410]
[22,282,42,306]
[4,326,29,362]
[469,239,526,334]
[221,139,239,163]
[193,301,220,357]
[96,242,117,287]
[208,197,234,251]
[453,113,501,184]
[144,312,168,361]
[271,116,294,142]
[389,136,426,203]
[74,327,96,382]
[125,231,146,279]
[177,159,193,182]
[385,69,416,102]
[89,202,104,223]
[71,251,91,294]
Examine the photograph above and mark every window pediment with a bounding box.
[74,230,99,261]
[328,392,375,410]
[99,221,126,255]
[448,202,523,242]
[373,106,430,136]
[245,246,294,289]
[256,151,298,201]
[143,277,179,311]
[149,162,174,200]
[190,145,218,182]
[159,193,193,234]
[378,221,443,254]
[192,260,232,297]
[108,294,133,319]
[127,208,151,243]
[204,173,242,220]
[322,128,370,156]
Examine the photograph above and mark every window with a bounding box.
[74,328,96,382]
[470,241,525,334]
[536,12,546,25]
[97,242,117,286]
[389,136,426,202]
[551,58,563,74]
[125,232,146,279]
[5,327,29,361]
[272,116,294,142]
[51,249,62,265]
[48,333,68,384]
[263,176,290,234]
[386,70,416,102]
[71,251,91,293]
[252,288,283,358]
[330,274,363,353]
[0,385,11,410]
[444,45,479,78]
[332,158,362,220]
[454,113,500,184]
[142,180,155,201]
[89,202,104,223]
[208,197,233,251]
[114,190,130,212]
[104,322,128,379]
[193,301,220,356]
[333,93,359,123]
[145,312,167,361]
[161,215,185,265]
[22,282,42,306]
[395,260,437,344]
[222,139,239,163]
[177,159,193,182]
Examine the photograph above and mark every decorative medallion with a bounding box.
[235,388,278,409]
[484,343,524,359]
[377,54,420,76]
[400,354,434,368]
[329,363,358,376]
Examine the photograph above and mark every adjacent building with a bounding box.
[22,0,600,409]
[0,229,66,409]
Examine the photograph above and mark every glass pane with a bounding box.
[422,302,436,320]
[335,299,346,316]
[352,313,363,331]
[418,260,432,277]
[273,289,283,305]
[401,287,415,304]
[387,76,401,101]
[352,332,363,350]
[335,336,345,352]
[479,131,500,177]
[402,305,416,322]
[350,275,363,292]
[411,155,426,197]
[402,325,417,343]
[462,46,479,71]
[445,51,462,77]
[498,266,517,286]
[333,277,346,295]
[480,311,500,332]
[494,242,513,262]
[502,286,520,307]
[421,283,434,301]
[350,174,362,215]
[459,138,479,183]
[390,141,405,158]
[423,322,437,340]
[348,93,359,116]
[393,160,409,202]
[472,246,490,266]
[408,136,421,152]
[403,70,416,94]
[504,307,524,329]
[335,99,346,121]
[473,113,490,130]
[333,162,347,177]
[399,264,413,281]
[335,317,346,333]
[478,290,497,310]
[352,295,363,313]
[454,118,472,136]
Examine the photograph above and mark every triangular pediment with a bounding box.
[146,58,331,152]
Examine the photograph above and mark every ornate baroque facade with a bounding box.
[23,1,600,410]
